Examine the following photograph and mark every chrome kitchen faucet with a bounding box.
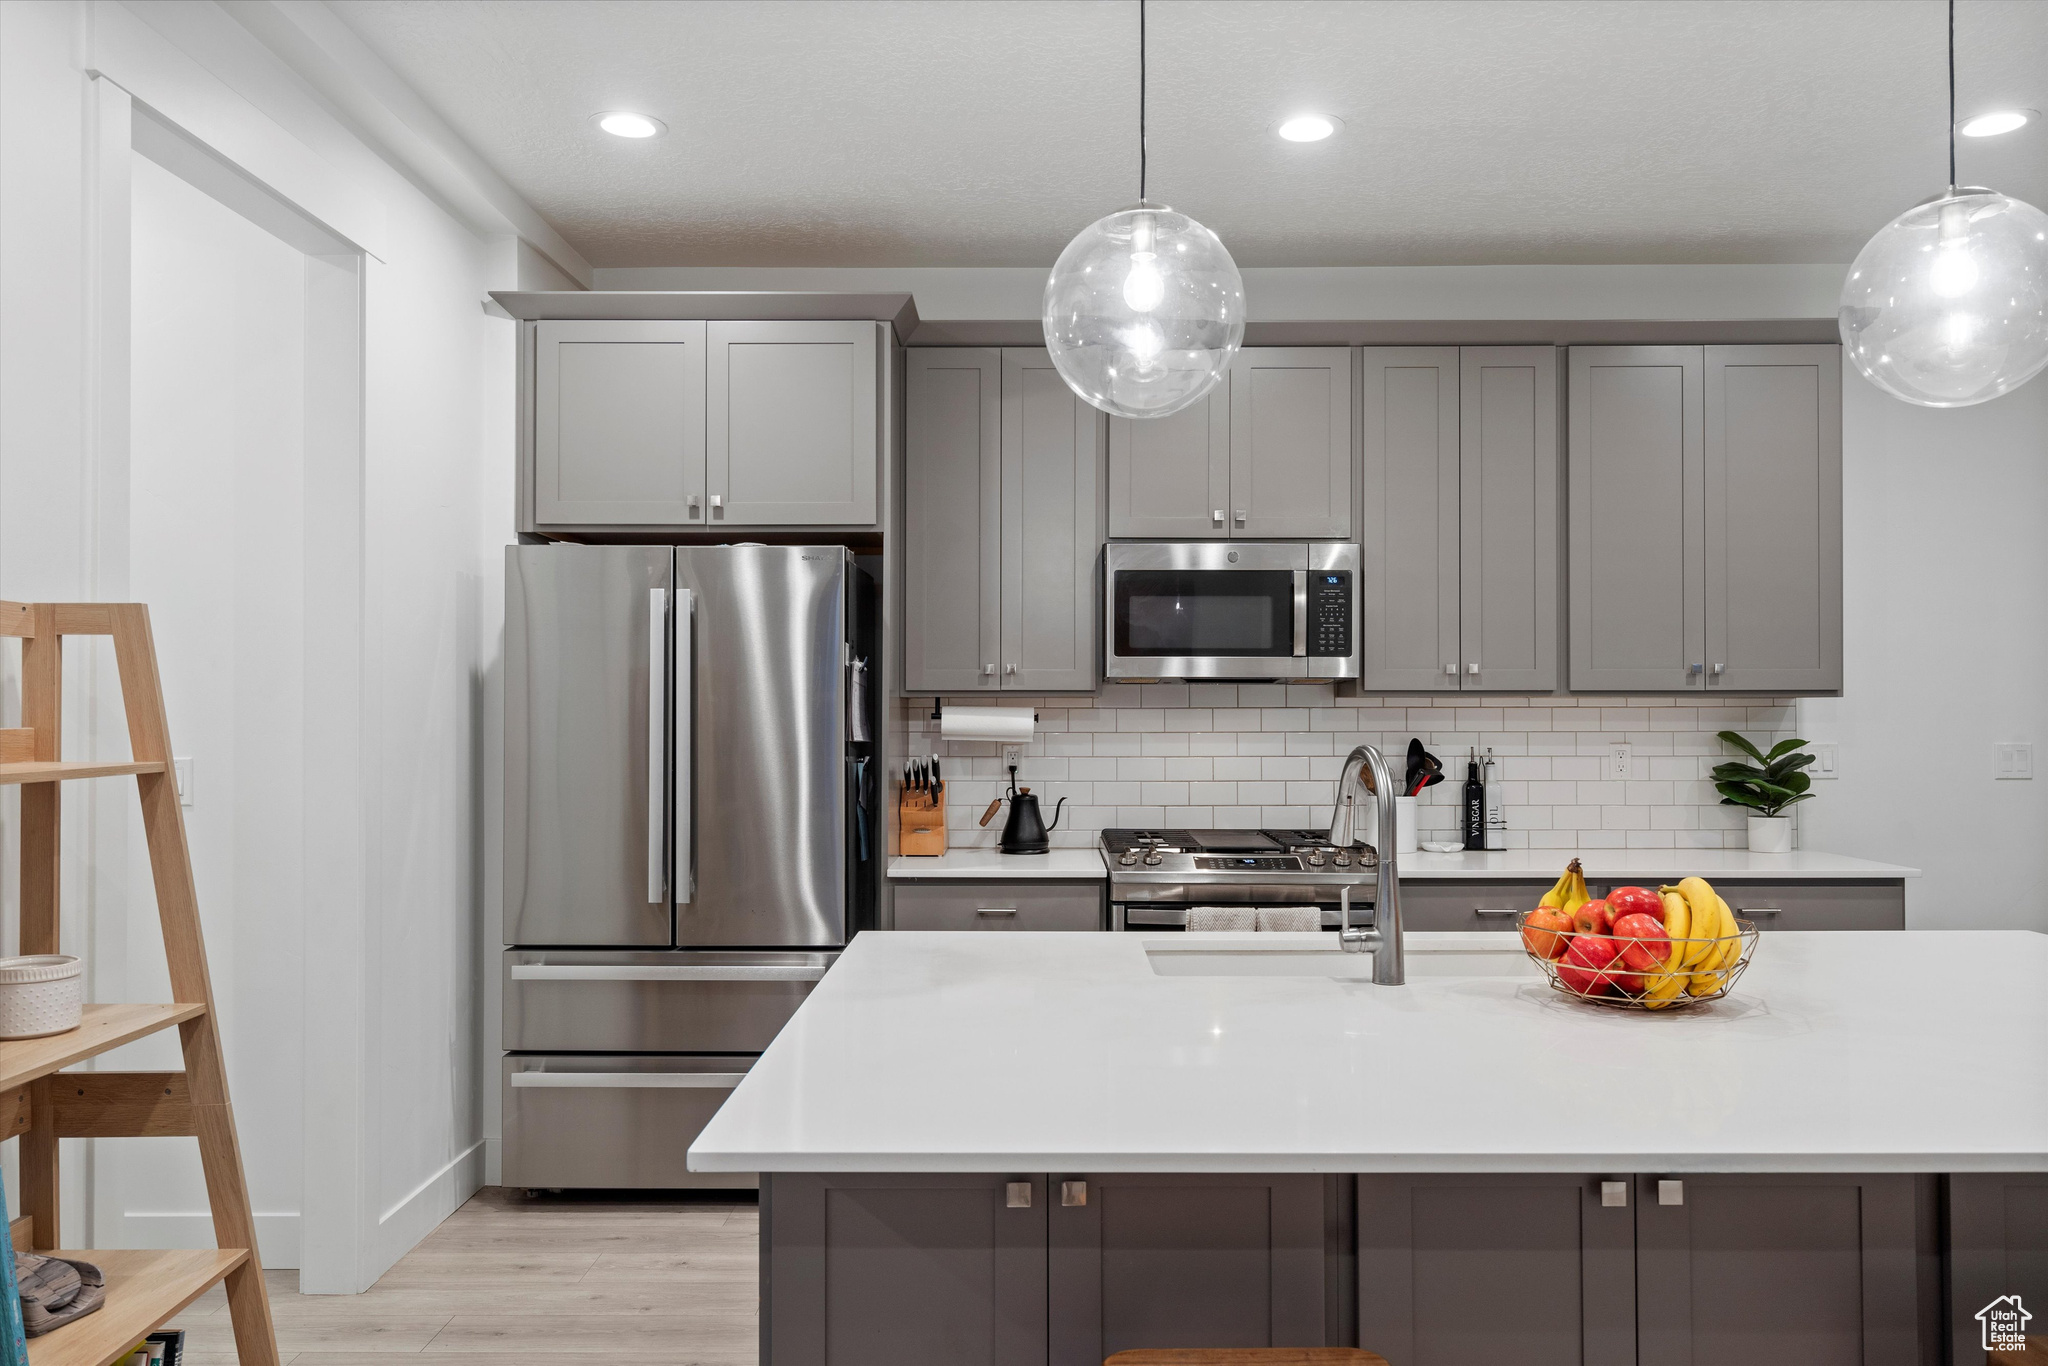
[1330,744,1405,983]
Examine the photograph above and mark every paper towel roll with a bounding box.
[939,706,1035,743]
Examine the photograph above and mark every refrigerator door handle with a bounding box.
[509,963,829,983]
[648,588,666,906]
[674,588,694,907]
[509,1071,746,1090]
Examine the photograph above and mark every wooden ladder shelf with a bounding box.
[0,601,279,1366]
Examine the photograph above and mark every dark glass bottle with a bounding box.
[1462,749,1485,850]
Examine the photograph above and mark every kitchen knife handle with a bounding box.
[980,798,1003,827]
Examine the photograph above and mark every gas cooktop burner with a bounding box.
[1100,828,1376,872]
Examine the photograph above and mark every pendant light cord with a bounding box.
[1947,0,1957,189]
[1138,0,1148,201]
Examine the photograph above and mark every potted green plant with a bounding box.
[1713,731,1815,853]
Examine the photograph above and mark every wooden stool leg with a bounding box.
[19,606,63,1250]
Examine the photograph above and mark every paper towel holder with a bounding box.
[928,697,1038,724]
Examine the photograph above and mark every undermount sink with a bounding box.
[1143,936,1535,981]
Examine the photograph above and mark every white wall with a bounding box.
[0,0,532,1291]
[1799,373,2048,931]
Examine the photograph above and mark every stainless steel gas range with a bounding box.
[1102,828,1381,930]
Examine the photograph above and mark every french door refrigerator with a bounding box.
[502,543,876,1188]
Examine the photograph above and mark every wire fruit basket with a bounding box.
[1515,911,1761,1010]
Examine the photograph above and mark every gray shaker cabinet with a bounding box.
[1357,1173,1636,1366]
[1568,345,1706,691]
[905,349,1102,693]
[1049,1173,1333,1364]
[1945,1174,2048,1366]
[1107,347,1351,540]
[1569,344,1842,693]
[707,320,878,526]
[533,320,708,525]
[1106,389,1231,537]
[1703,345,1843,692]
[904,349,1002,693]
[1357,347,1558,692]
[763,1172,1049,1366]
[1634,1173,1935,1366]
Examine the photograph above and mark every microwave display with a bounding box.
[1115,570,1294,657]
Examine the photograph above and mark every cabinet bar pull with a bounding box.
[976,908,1018,917]
[1600,1181,1628,1208]
[1473,908,1518,917]
[1005,1182,1032,1208]
[1738,907,1782,917]
[1061,1181,1087,1207]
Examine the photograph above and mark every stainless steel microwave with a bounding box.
[1104,542,1360,680]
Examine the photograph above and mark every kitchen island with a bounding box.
[692,930,2046,1365]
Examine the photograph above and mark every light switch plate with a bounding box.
[1607,743,1632,780]
[1809,743,1838,779]
[1995,742,2034,780]
[173,756,195,807]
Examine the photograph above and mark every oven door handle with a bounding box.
[1292,570,1309,658]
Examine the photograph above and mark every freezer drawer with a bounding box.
[503,949,833,1053]
[503,1055,757,1190]
[892,881,1106,931]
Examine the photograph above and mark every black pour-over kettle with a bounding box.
[979,766,1066,854]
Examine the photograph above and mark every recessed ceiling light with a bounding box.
[1276,114,1340,143]
[595,112,665,139]
[1959,109,2036,137]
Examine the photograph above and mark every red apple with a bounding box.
[1572,898,1614,935]
[1610,911,1671,973]
[1521,908,1574,959]
[1606,885,1663,924]
[1556,934,1622,996]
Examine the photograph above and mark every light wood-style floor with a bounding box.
[167,1187,759,1364]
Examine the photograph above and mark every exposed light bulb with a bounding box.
[1929,244,1979,298]
[1123,254,1164,312]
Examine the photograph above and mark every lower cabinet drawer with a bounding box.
[1394,881,1553,932]
[504,949,833,1052]
[893,880,1105,931]
[1703,881,1905,931]
[502,1054,758,1190]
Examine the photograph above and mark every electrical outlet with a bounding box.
[1607,743,1632,780]
[1809,743,1839,779]
[1995,742,2034,780]
[1003,744,1023,767]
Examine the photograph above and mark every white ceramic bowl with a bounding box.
[0,955,83,1039]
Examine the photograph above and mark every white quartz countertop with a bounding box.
[887,848,1913,881]
[889,850,1109,879]
[691,928,2045,1175]
[1392,849,1919,879]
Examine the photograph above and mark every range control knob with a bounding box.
[1142,851,1164,867]
[1306,850,1326,868]
[1118,851,1138,866]
[1333,851,1352,867]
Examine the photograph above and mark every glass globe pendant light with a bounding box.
[1043,0,1245,418]
[1840,0,2048,407]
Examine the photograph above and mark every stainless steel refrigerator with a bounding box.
[501,543,876,1189]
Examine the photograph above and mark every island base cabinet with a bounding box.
[1946,1174,2048,1366]
[1049,1174,1336,1365]
[1356,1173,1636,1366]
[1633,1173,1938,1366]
[763,1173,1049,1366]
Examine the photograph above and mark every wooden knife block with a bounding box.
[898,787,948,856]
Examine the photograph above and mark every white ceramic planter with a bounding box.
[0,955,83,1039]
[1746,815,1793,854]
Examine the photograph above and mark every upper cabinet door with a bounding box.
[1704,345,1842,693]
[1000,350,1102,692]
[1568,346,1706,691]
[1228,347,1353,538]
[1459,346,1560,692]
[533,320,707,525]
[706,320,878,526]
[1358,348,1461,692]
[1106,390,1230,537]
[905,349,1002,693]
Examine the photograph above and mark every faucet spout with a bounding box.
[1329,744,1405,985]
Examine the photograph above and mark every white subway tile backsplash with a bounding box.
[901,692,1794,852]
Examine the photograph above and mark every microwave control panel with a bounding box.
[1309,572,1353,657]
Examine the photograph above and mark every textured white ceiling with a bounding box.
[330,0,2048,268]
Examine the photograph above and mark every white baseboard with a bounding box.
[373,1140,484,1276]
[116,1212,302,1268]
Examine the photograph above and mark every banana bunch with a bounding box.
[1650,876,1743,1005]
[1536,858,1590,920]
